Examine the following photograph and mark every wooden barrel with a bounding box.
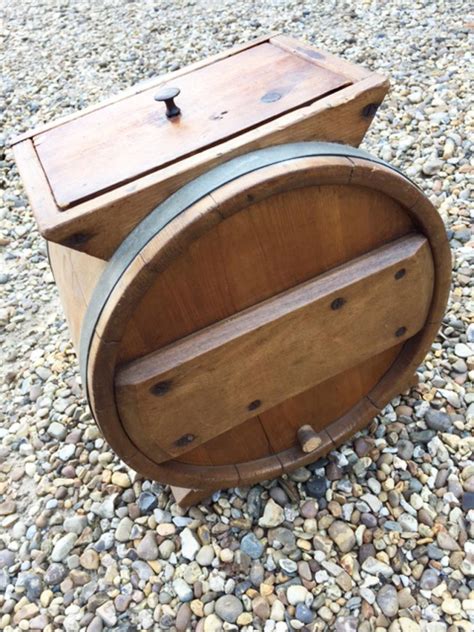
[74,142,450,490]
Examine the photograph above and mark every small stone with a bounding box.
[462,492,474,511]
[361,557,393,578]
[360,493,382,513]
[96,601,117,627]
[115,517,133,542]
[13,604,39,625]
[398,619,421,632]
[454,343,472,358]
[326,462,343,481]
[86,617,103,632]
[138,491,158,513]
[111,471,131,488]
[173,577,193,602]
[271,599,285,622]
[44,563,67,585]
[63,515,87,534]
[194,544,214,566]
[376,584,399,618]
[176,604,192,631]
[425,409,452,432]
[215,595,243,623]
[57,444,75,461]
[252,595,270,620]
[437,530,460,551]
[419,568,440,590]
[240,532,263,559]
[295,603,313,624]
[97,496,116,520]
[287,585,309,605]
[441,598,461,615]
[328,520,355,553]
[51,533,77,562]
[398,513,418,532]
[0,500,16,515]
[0,550,15,569]
[279,558,297,574]
[48,421,67,440]
[300,500,318,518]
[422,159,443,176]
[270,486,289,506]
[180,528,200,561]
[137,531,158,560]
[305,475,327,499]
[80,549,99,570]
[204,614,223,632]
[397,440,414,461]
[359,543,375,564]
[354,437,371,457]
[268,527,296,553]
[258,499,284,528]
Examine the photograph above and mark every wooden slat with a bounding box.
[115,235,433,460]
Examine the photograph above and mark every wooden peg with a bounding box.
[297,425,323,453]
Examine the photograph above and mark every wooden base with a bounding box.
[170,485,213,508]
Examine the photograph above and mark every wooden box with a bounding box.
[13,34,450,506]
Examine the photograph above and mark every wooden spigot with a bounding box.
[297,425,323,453]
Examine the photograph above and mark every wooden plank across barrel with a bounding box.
[12,35,450,506]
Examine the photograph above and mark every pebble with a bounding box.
[173,577,193,602]
[287,585,309,605]
[441,598,461,615]
[96,601,117,627]
[328,520,356,553]
[419,568,440,590]
[115,517,133,542]
[425,409,453,432]
[137,531,158,560]
[180,528,200,561]
[454,343,472,358]
[305,475,328,499]
[376,584,399,617]
[240,532,264,559]
[51,533,77,562]
[214,594,243,623]
[258,499,284,527]
[295,603,313,624]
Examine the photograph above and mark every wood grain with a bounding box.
[35,43,349,209]
[115,235,432,460]
[79,154,449,489]
[13,37,388,259]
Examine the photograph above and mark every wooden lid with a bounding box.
[33,42,349,210]
[13,35,390,259]
[80,143,451,490]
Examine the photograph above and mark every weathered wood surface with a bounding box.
[12,35,389,259]
[34,43,349,209]
[116,235,433,460]
[79,152,449,489]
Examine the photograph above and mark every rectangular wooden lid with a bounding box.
[32,41,350,210]
[13,34,389,259]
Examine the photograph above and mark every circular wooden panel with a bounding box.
[80,143,450,489]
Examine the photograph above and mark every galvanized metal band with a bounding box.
[79,141,417,399]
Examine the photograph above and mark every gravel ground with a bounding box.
[1,1,473,631]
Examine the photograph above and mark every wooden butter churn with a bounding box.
[13,35,451,506]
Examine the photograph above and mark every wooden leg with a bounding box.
[170,485,214,508]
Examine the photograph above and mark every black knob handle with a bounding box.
[154,86,181,119]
